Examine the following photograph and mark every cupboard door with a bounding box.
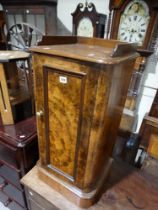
[43,66,86,181]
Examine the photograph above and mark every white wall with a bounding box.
[57,0,110,32]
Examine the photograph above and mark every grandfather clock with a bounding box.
[71,1,106,38]
[109,0,157,48]
[108,0,158,132]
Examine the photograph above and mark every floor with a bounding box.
[21,162,158,210]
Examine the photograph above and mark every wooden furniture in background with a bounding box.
[0,117,38,210]
[138,90,158,169]
[0,11,6,50]
[138,115,158,173]
[139,90,158,157]
[21,160,158,210]
[0,51,33,125]
[140,115,158,156]
[1,0,58,35]
[71,2,106,38]
[149,89,158,118]
[1,0,71,51]
[31,36,138,207]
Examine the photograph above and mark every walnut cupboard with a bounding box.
[31,36,138,207]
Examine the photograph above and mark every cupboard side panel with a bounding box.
[32,54,47,165]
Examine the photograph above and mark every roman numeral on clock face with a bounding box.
[134,16,137,21]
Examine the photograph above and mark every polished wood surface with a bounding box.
[0,117,37,147]
[31,36,138,207]
[31,37,138,65]
[37,160,111,208]
[22,161,158,210]
[45,66,84,177]
[0,117,38,209]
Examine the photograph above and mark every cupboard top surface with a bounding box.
[31,44,137,65]
[31,36,138,65]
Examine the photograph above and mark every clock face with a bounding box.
[118,0,150,46]
[77,17,93,37]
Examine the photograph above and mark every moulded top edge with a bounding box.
[30,43,139,65]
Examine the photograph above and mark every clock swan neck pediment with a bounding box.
[71,3,97,17]
[72,3,106,38]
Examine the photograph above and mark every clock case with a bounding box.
[108,0,158,161]
[71,2,106,38]
[109,0,158,128]
[109,0,158,50]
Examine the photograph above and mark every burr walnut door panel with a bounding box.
[43,66,86,181]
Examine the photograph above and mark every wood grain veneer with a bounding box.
[31,36,138,207]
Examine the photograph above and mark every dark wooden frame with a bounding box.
[0,117,38,209]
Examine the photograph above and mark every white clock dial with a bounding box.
[117,0,150,46]
[77,17,93,37]
[118,14,148,45]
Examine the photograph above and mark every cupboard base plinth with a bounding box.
[37,159,112,208]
